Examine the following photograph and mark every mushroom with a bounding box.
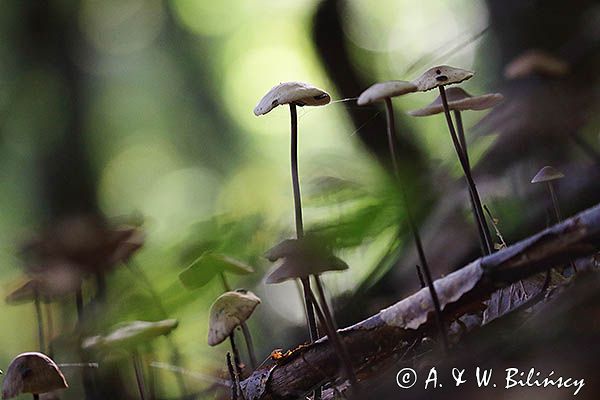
[357,80,448,351]
[208,289,260,389]
[179,252,258,368]
[530,166,565,223]
[409,87,503,253]
[254,82,331,345]
[2,352,68,400]
[82,319,178,400]
[411,65,494,256]
[504,49,570,80]
[264,238,358,387]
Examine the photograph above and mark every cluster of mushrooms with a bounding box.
[1,53,579,400]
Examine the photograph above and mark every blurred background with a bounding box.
[0,0,598,399]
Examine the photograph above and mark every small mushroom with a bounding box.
[264,238,357,387]
[208,289,260,387]
[504,49,569,79]
[83,319,178,400]
[411,65,494,256]
[531,166,565,223]
[357,80,448,351]
[2,352,68,400]
[254,82,331,346]
[179,252,258,368]
[409,87,503,253]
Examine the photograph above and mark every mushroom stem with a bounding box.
[33,288,45,352]
[220,272,232,291]
[415,265,426,289]
[454,110,494,254]
[33,395,39,400]
[95,271,106,303]
[383,98,448,352]
[229,333,243,379]
[132,350,147,400]
[239,323,257,370]
[289,103,319,343]
[307,283,358,388]
[438,86,493,254]
[546,181,562,223]
[44,299,54,357]
[226,352,238,400]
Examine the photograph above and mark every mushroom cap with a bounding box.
[264,238,348,284]
[2,352,68,399]
[179,253,254,290]
[408,87,504,116]
[504,49,569,80]
[208,289,261,346]
[82,319,179,351]
[357,81,417,105]
[531,166,565,183]
[253,82,331,116]
[412,65,474,92]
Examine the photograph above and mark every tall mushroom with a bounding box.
[357,80,448,351]
[411,65,494,254]
[264,237,358,387]
[82,319,179,400]
[254,82,330,344]
[408,87,504,253]
[2,352,68,400]
[208,289,261,392]
[179,252,258,368]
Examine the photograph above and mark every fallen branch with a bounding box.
[241,203,600,400]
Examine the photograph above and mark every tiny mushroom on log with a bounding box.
[2,352,68,400]
[82,319,178,400]
[357,80,448,351]
[411,65,494,255]
[531,165,565,223]
[208,289,261,390]
[264,237,359,388]
[254,82,331,347]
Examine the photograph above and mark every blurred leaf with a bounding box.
[179,252,254,290]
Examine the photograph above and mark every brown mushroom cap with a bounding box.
[253,82,331,116]
[208,289,261,346]
[6,262,83,305]
[408,87,504,117]
[357,81,417,105]
[412,65,474,92]
[264,238,348,284]
[531,165,565,183]
[504,50,570,80]
[2,352,68,399]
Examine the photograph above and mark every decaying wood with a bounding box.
[241,203,600,400]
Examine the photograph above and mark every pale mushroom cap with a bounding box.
[412,65,474,92]
[82,319,179,351]
[208,289,261,346]
[504,50,570,79]
[265,255,348,284]
[2,352,68,399]
[357,81,417,105]
[253,82,330,116]
[408,87,504,116]
[531,166,565,183]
